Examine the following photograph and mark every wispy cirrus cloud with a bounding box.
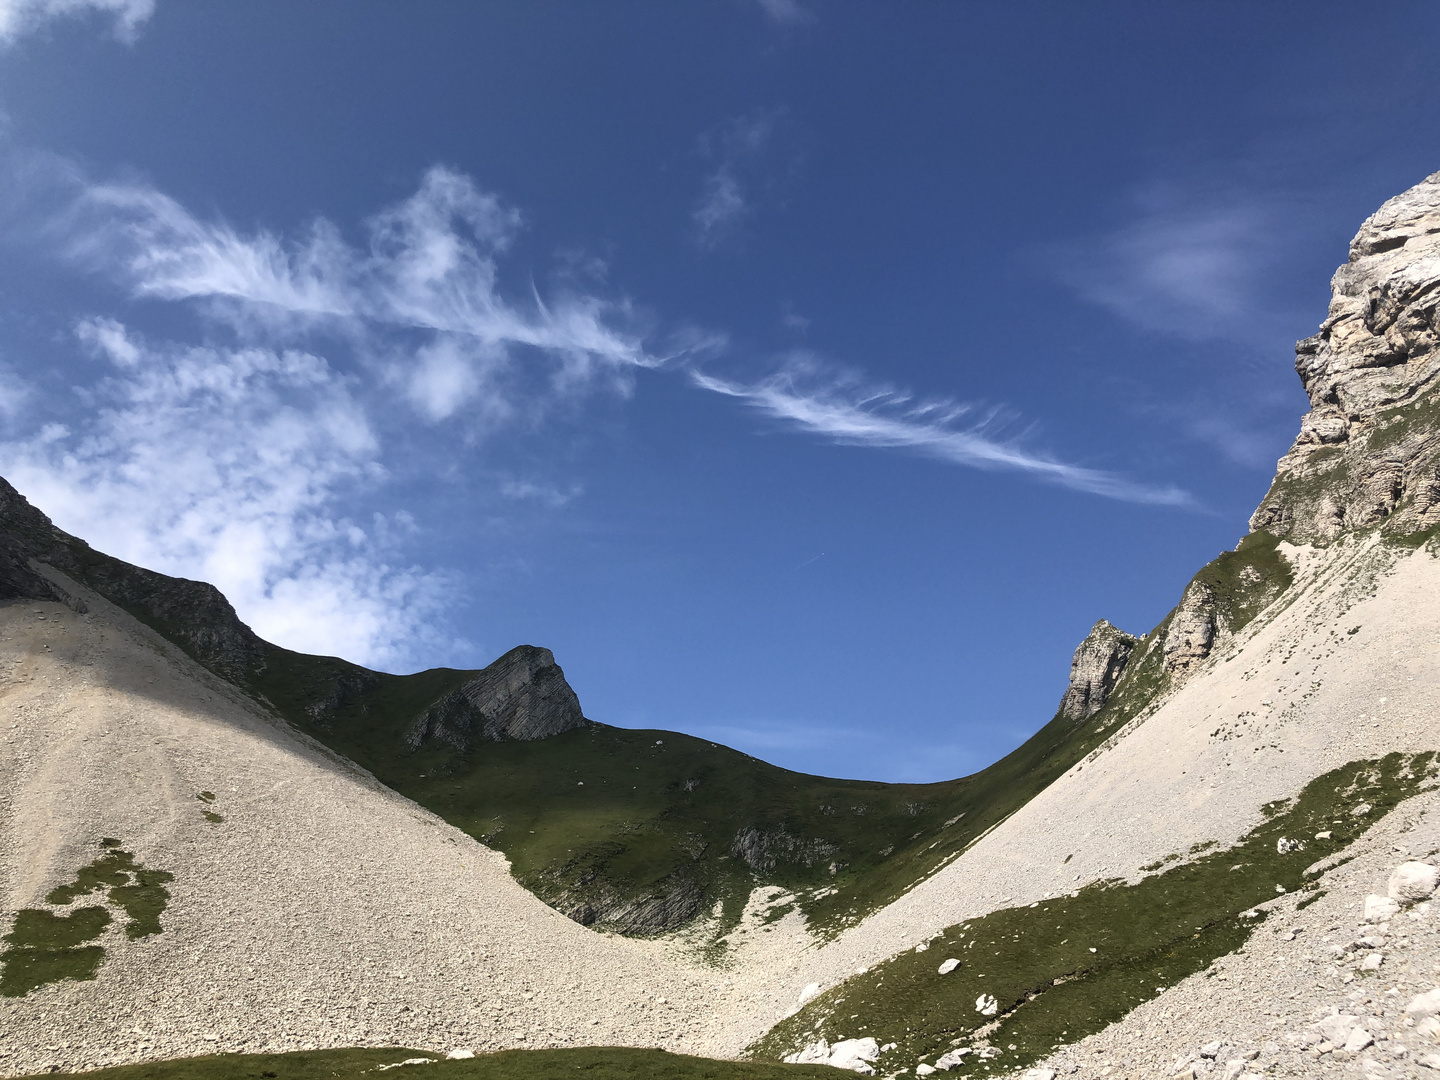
[1039,183,1310,347]
[753,0,815,27]
[0,0,153,44]
[61,165,661,420]
[692,110,787,249]
[691,358,1192,506]
[0,160,667,667]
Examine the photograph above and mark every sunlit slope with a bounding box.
[0,584,719,1079]
[0,476,1166,942]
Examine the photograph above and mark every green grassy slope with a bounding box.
[240,615,1185,942]
[9,1047,835,1080]
[750,753,1438,1075]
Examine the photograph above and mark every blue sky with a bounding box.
[0,1,1438,781]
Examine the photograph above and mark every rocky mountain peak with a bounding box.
[405,644,588,749]
[1058,618,1138,721]
[1252,170,1440,541]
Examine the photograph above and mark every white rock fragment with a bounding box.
[799,982,822,1005]
[785,1038,881,1074]
[1390,862,1440,905]
[1420,1053,1440,1070]
[1200,1040,1223,1058]
[975,994,998,1017]
[1407,989,1440,1018]
[828,1038,882,1074]
[934,1049,970,1070]
[1020,1070,1057,1080]
[1418,1017,1440,1043]
[1361,952,1384,971]
[915,1065,935,1076]
[1316,1014,1360,1044]
[1365,894,1401,922]
[375,1060,435,1071]
[914,942,929,952]
[1317,830,1333,840]
[1276,837,1302,854]
[1345,1027,1376,1053]
[444,1050,474,1060]
[937,958,960,975]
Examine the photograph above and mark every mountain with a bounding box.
[4,172,1440,1080]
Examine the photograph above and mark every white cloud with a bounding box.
[0,318,458,670]
[754,0,814,26]
[63,166,660,420]
[692,358,1191,506]
[1041,185,1303,346]
[692,112,782,248]
[0,0,153,44]
[499,479,581,508]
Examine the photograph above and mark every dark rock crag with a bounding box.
[405,645,587,750]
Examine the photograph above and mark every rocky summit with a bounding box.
[5,173,1440,1080]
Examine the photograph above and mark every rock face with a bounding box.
[1252,171,1440,541]
[405,645,588,748]
[1058,619,1138,720]
[1162,582,1217,678]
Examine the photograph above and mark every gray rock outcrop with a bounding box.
[1163,582,1217,678]
[1252,170,1440,542]
[405,645,587,749]
[1058,619,1138,720]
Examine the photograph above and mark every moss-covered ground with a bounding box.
[749,753,1437,1076]
[1,840,174,996]
[8,1047,837,1080]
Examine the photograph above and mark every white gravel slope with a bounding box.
[717,537,1440,1053]
[0,576,722,1077]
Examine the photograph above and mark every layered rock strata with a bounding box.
[1253,170,1440,541]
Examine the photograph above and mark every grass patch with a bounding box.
[0,906,111,998]
[749,753,1437,1075]
[8,1047,840,1080]
[48,846,175,938]
[2,840,175,996]
[202,811,224,824]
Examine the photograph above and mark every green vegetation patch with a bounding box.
[0,906,111,997]
[750,753,1437,1075]
[48,846,175,938]
[1,840,175,996]
[9,1046,840,1080]
[1190,530,1293,635]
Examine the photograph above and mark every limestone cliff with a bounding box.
[1058,619,1138,720]
[1253,170,1440,541]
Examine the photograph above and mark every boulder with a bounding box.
[828,1038,881,1075]
[975,994,998,1017]
[916,1065,935,1076]
[934,1049,970,1071]
[1315,1014,1359,1044]
[1406,989,1440,1018]
[1389,862,1440,905]
[937,958,960,975]
[1364,894,1400,922]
